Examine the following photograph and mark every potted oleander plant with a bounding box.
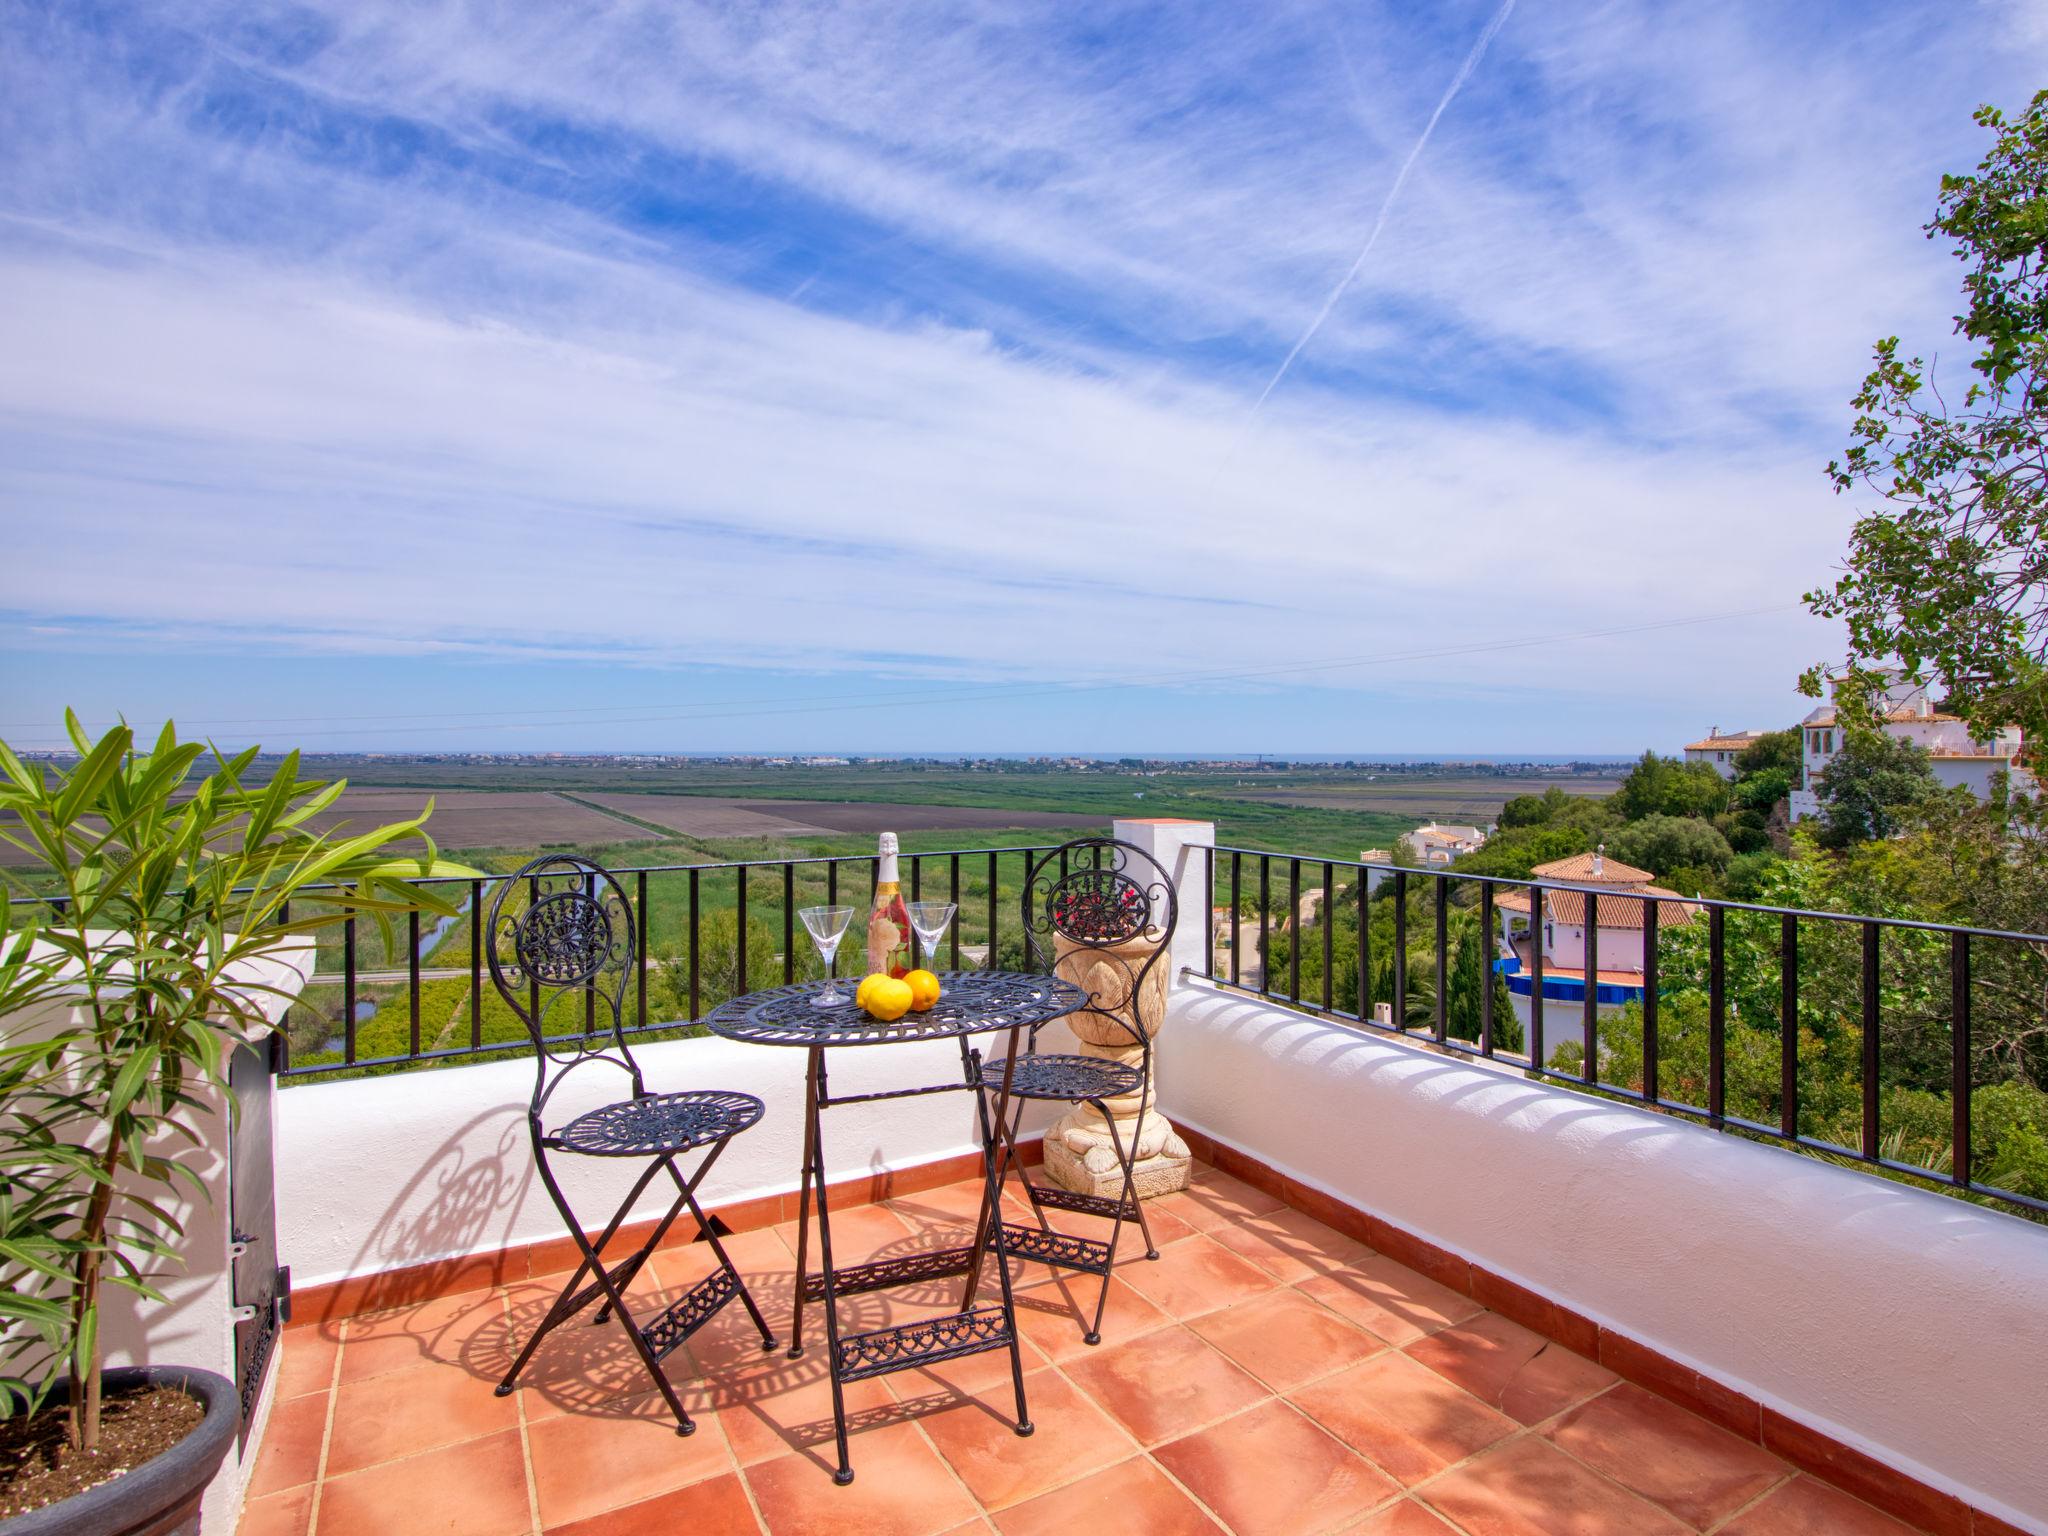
[0,716,467,1533]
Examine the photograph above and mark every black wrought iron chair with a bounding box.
[486,854,775,1434]
[977,836,1176,1343]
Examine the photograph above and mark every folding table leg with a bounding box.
[980,1049,1034,1437]
[803,1049,858,1484]
[787,1053,821,1360]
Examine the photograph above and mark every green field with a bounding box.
[3,754,1624,1075]
[315,757,1623,866]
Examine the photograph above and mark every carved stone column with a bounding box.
[1041,930,1192,1200]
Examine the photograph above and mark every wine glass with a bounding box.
[799,906,855,1006]
[905,900,956,974]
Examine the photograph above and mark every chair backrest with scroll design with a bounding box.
[485,854,645,1130]
[1020,837,1178,1057]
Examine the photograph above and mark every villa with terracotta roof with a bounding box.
[1682,727,1768,778]
[1493,848,1701,1027]
[1402,819,1488,866]
[1788,677,2031,822]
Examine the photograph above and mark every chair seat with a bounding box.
[554,1089,764,1157]
[983,1053,1143,1103]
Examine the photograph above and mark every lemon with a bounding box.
[854,973,886,1011]
[904,969,942,1012]
[864,976,915,1022]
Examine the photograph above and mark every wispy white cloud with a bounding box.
[0,0,2040,746]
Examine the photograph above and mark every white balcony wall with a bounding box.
[276,1021,1073,1291]
[272,816,1214,1290]
[1158,981,2048,1533]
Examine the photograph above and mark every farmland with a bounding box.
[1,752,1626,1073]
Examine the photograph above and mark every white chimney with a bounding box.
[1592,843,1604,877]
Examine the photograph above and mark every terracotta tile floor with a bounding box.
[240,1164,1936,1536]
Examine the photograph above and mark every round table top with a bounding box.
[704,969,1084,1048]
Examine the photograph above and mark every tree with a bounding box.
[1607,814,1735,879]
[1734,729,1801,781]
[1806,91,2048,746]
[1814,732,1944,848]
[1731,767,1794,814]
[1498,786,1620,835]
[1450,823,1591,881]
[1722,850,1785,901]
[0,720,462,1443]
[1444,915,1522,1051]
[1498,787,1569,828]
[1614,752,1730,821]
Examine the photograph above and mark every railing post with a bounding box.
[343,915,357,1065]
[1478,879,1494,1055]
[1581,894,1598,1083]
[782,862,795,984]
[1433,873,1448,1044]
[1952,931,1971,1187]
[1393,870,1408,1030]
[1230,853,1242,986]
[1204,847,1216,979]
[1320,861,1334,1014]
[688,867,701,1021]
[407,905,421,1058]
[1287,857,1301,1002]
[469,879,483,1052]
[1861,921,1880,1160]
[583,869,598,1035]
[736,864,750,997]
[1708,905,1725,1125]
[1357,862,1372,1024]
[1641,895,1658,1104]
[1780,913,1799,1139]
[1527,884,1544,1071]
[636,870,649,1030]
[1259,856,1272,997]
[945,852,959,968]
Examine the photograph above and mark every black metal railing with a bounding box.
[1195,845,2048,1219]
[6,844,1060,1084]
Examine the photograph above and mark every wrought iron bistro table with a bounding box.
[705,969,1086,1485]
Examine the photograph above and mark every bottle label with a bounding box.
[867,890,910,977]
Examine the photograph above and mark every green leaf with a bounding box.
[107,1043,161,1118]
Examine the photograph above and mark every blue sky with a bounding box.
[1,0,2041,755]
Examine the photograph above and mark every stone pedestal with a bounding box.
[1041,930,1191,1200]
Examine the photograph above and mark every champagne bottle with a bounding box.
[866,831,911,978]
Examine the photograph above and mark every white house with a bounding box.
[1682,728,1768,780]
[1788,678,2030,822]
[1403,821,1487,866]
[1494,849,1699,1034]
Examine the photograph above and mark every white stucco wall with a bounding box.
[276,1022,1071,1290]
[271,813,1212,1290]
[1157,981,2048,1531]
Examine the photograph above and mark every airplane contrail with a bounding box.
[1253,0,1518,413]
